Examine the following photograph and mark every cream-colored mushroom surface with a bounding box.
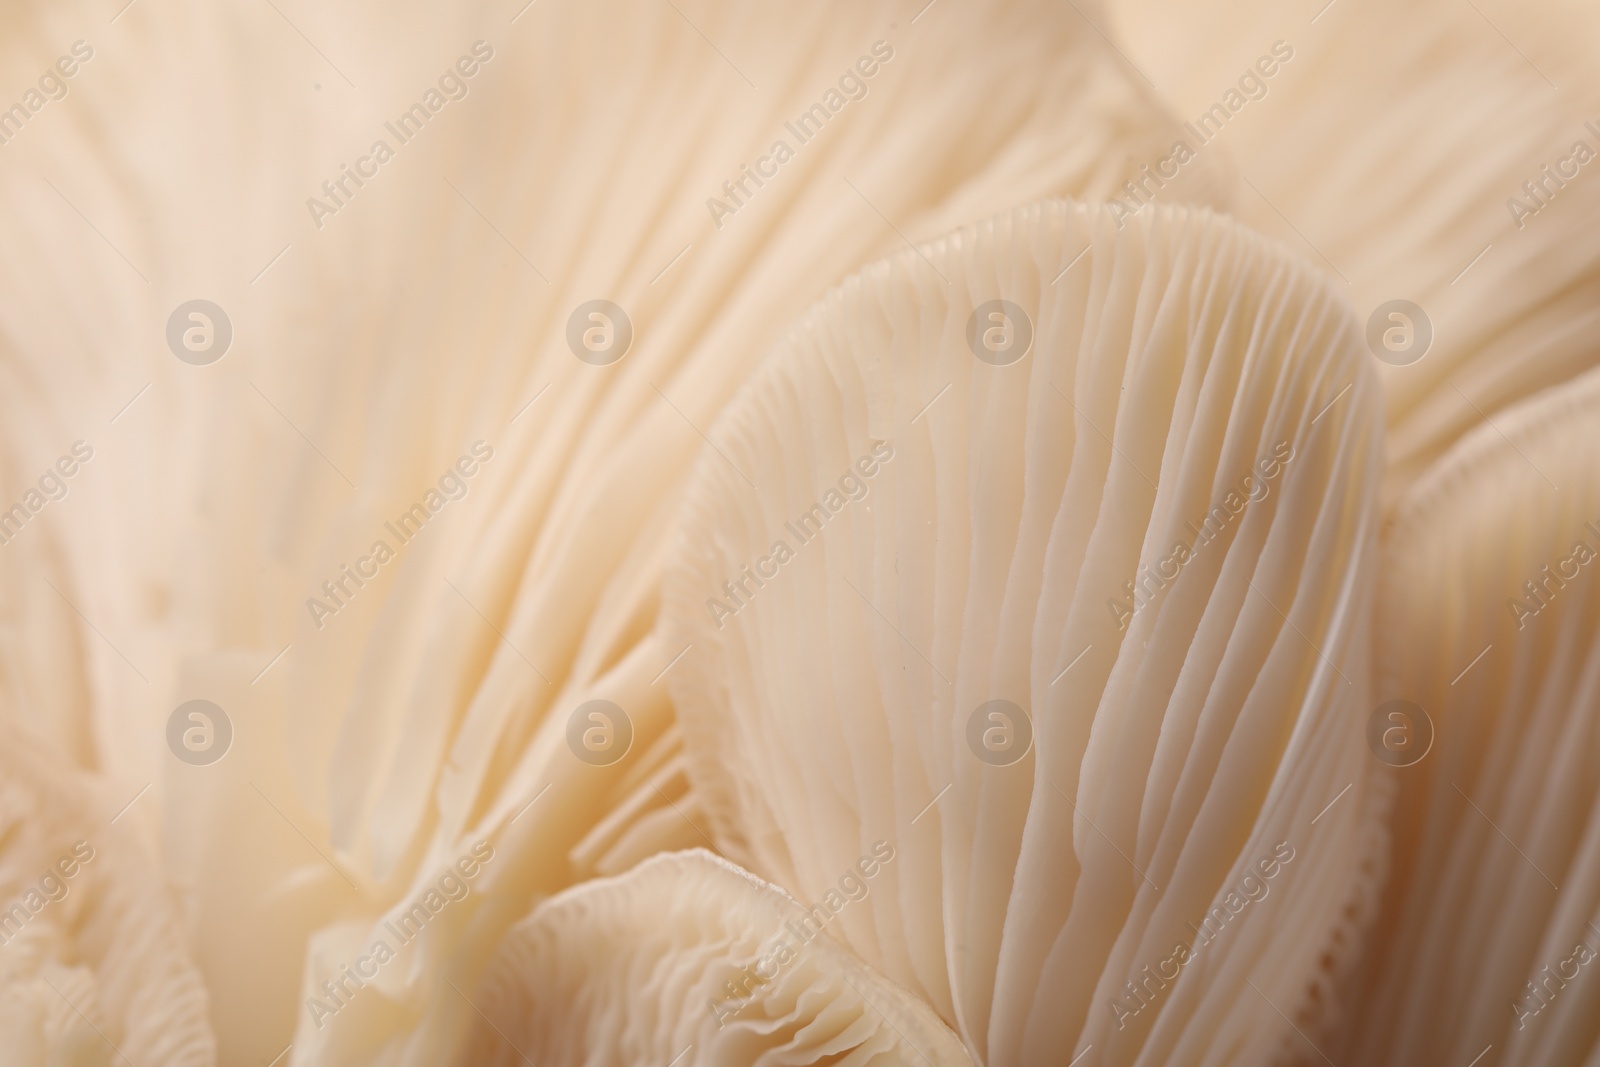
[662,199,1387,1064]
[459,849,972,1066]
[265,0,1228,1056]
[2,0,1599,1064]
[0,1,1226,1062]
[1344,366,1600,1066]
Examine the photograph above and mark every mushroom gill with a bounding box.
[661,198,1387,1063]
[1109,0,1600,500]
[0,737,214,1066]
[253,2,1231,1060]
[458,849,972,1066]
[1343,365,1600,1065]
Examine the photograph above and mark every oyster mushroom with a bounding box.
[222,2,1232,1061]
[5,0,1597,1062]
[0,0,1223,1060]
[1343,366,1600,1065]
[662,198,1387,1063]
[458,849,972,1066]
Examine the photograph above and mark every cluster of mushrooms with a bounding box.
[1,0,1598,1064]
